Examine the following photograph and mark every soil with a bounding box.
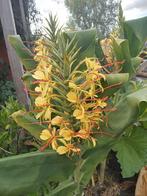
[84,152,137,196]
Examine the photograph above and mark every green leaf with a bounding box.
[105,73,129,85]
[78,137,114,189]
[101,73,129,97]
[49,178,77,196]
[22,71,36,90]
[95,39,107,65]
[113,127,147,177]
[139,101,147,122]
[0,151,75,196]
[131,56,143,71]
[108,87,147,133]
[124,16,147,57]
[12,110,46,139]
[49,137,115,196]
[111,37,134,76]
[8,35,37,70]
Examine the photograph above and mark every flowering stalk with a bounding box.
[29,38,109,155]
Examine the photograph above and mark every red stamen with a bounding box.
[40,136,55,152]
[96,82,122,93]
[32,80,50,84]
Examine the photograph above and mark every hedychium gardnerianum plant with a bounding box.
[32,35,110,155]
[0,14,146,196]
[18,15,121,157]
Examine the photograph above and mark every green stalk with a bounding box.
[98,159,106,185]
[91,175,95,187]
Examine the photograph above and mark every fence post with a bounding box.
[0,0,30,108]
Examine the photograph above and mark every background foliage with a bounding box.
[65,0,119,37]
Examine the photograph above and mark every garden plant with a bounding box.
[0,15,147,196]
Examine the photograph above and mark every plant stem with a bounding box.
[91,175,95,187]
[0,147,13,154]
[99,159,106,185]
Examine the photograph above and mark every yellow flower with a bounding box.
[35,106,51,120]
[67,91,78,103]
[85,58,101,70]
[87,84,95,97]
[56,146,69,154]
[91,137,96,147]
[32,70,46,80]
[33,67,51,81]
[96,99,107,108]
[40,128,58,150]
[76,129,96,147]
[35,96,47,107]
[40,129,51,140]
[51,116,64,126]
[37,59,50,68]
[35,110,45,119]
[87,70,105,81]
[35,86,41,92]
[59,128,74,141]
[73,105,85,120]
[56,143,80,155]
[69,82,77,89]
[76,129,89,139]
[44,107,51,120]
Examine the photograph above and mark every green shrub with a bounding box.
[0,81,16,104]
[0,97,23,157]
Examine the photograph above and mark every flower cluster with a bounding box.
[32,39,107,155]
[33,38,53,120]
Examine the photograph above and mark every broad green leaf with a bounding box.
[0,151,75,196]
[140,110,147,122]
[111,37,134,76]
[22,71,36,90]
[49,178,77,196]
[139,101,147,122]
[46,137,114,196]
[12,110,46,139]
[142,121,147,129]
[105,73,129,85]
[9,35,37,70]
[131,56,143,71]
[108,87,147,133]
[124,16,147,57]
[113,127,147,177]
[101,73,129,97]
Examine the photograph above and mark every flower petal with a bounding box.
[67,91,77,103]
[32,70,45,80]
[40,129,51,140]
[56,146,68,155]
[51,116,63,126]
